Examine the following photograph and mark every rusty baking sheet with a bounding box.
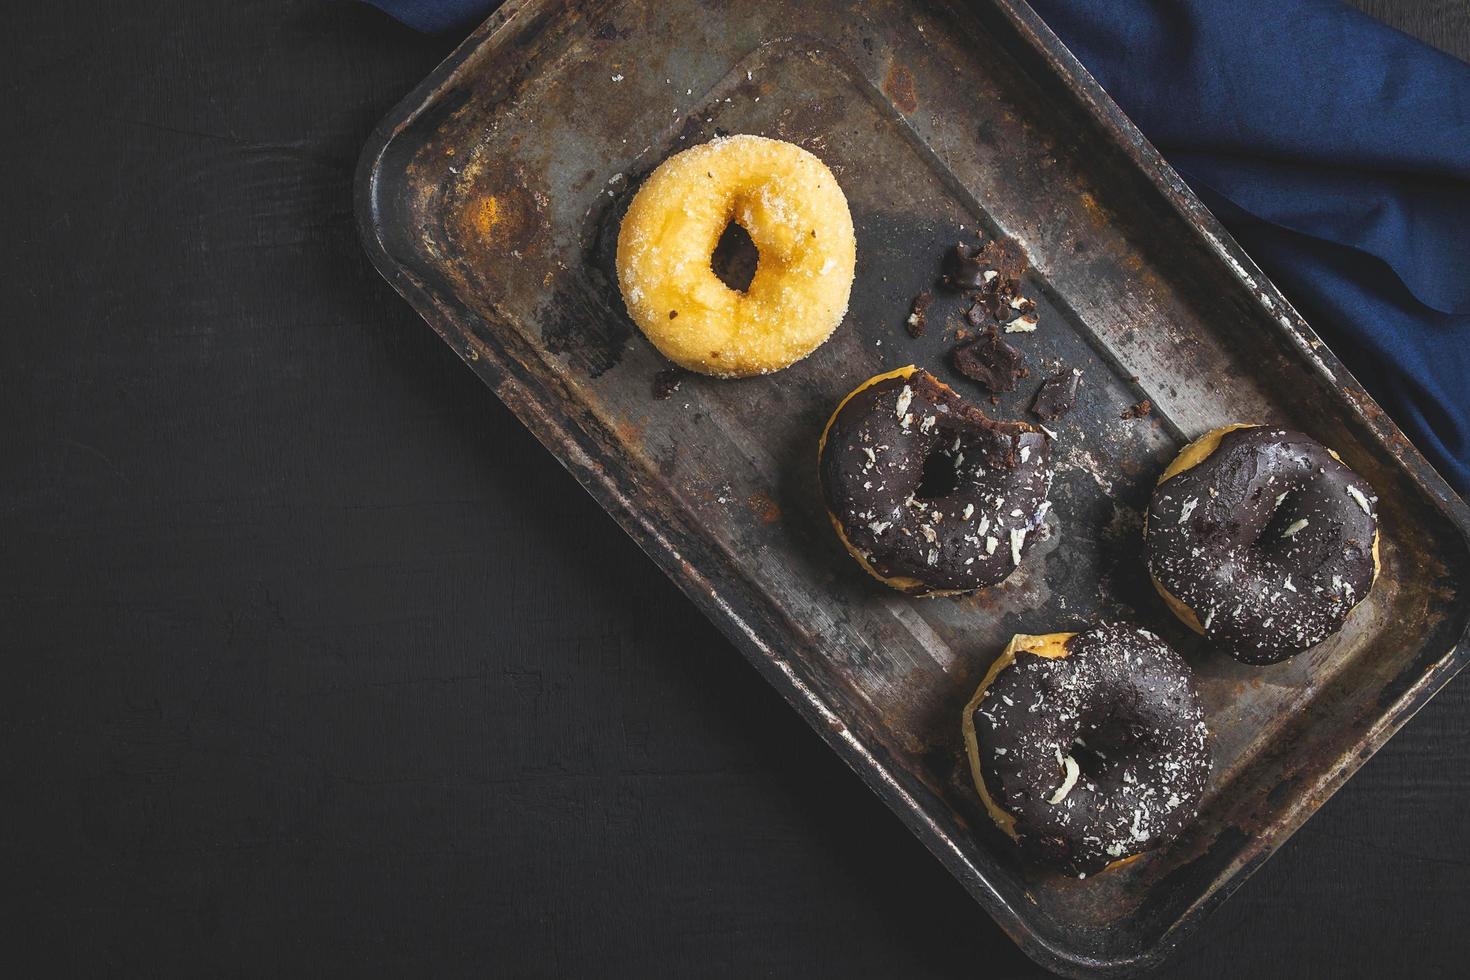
[355,0,1470,974]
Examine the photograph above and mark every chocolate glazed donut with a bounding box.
[962,625,1212,877]
[1144,425,1380,665]
[819,366,1053,596]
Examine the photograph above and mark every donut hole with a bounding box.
[1069,736,1111,778]
[1073,706,1153,778]
[1260,486,1302,530]
[1252,484,1324,564]
[915,446,962,501]
[711,219,758,293]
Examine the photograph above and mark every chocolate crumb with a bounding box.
[980,285,1010,321]
[977,237,1029,281]
[653,368,683,400]
[1122,398,1153,420]
[906,291,932,338]
[952,325,1028,393]
[1030,368,1081,421]
[942,242,989,292]
[943,238,1030,297]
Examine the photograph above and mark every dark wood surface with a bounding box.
[2,2,1466,976]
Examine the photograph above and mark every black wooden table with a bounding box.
[3,2,1466,976]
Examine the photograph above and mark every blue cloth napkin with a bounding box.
[365,0,487,33]
[1029,0,1470,493]
[367,0,1470,493]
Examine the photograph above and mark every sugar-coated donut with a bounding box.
[962,625,1212,877]
[819,366,1053,596]
[1144,425,1380,665]
[616,135,856,377]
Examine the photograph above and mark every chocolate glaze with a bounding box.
[970,624,1211,876]
[820,370,1053,594]
[1144,427,1379,664]
[952,326,1028,393]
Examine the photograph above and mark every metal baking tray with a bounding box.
[355,0,1470,973]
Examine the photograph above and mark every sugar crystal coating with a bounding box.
[616,135,856,377]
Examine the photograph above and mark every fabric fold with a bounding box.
[1030,0,1470,489]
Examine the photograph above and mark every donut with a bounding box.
[818,366,1053,596]
[615,135,856,377]
[962,624,1212,877]
[1144,425,1381,665]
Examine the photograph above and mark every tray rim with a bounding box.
[353,1,1470,975]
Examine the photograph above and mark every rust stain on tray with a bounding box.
[883,59,918,113]
[748,492,782,524]
[455,161,547,257]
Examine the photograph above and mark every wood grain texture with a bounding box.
[1,1,1466,977]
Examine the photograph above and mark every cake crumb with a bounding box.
[652,368,683,400]
[905,291,932,338]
